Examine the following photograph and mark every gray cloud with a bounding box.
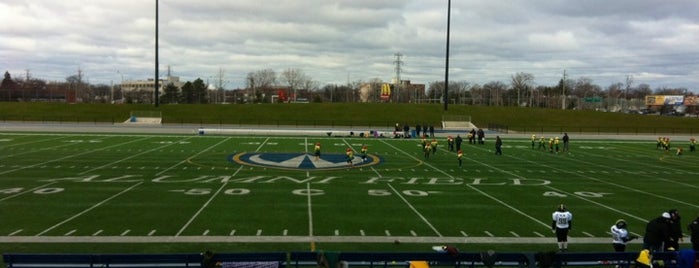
[1,0,698,91]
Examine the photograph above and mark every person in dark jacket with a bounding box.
[688,215,699,250]
[667,209,683,250]
[643,212,672,252]
[494,136,503,155]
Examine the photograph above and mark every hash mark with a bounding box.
[9,229,23,236]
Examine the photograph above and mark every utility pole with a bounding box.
[393,53,403,103]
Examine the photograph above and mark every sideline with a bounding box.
[1,122,688,141]
[0,235,622,244]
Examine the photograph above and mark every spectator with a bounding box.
[688,214,699,250]
[643,212,672,252]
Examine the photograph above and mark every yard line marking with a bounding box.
[460,231,468,237]
[381,140,552,231]
[175,171,232,237]
[510,231,520,237]
[334,230,339,236]
[410,230,417,237]
[37,182,143,236]
[256,229,262,236]
[0,136,78,160]
[283,229,288,236]
[0,181,59,202]
[121,230,130,236]
[360,230,365,236]
[539,147,699,208]
[203,230,210,236]
[80,137,196,175]
[9,229,23,236]
[582,232,595,237]
[484,231,494,237]
[533,231,545,237]
[64,230,77,236]
[0,137,150,176]
[384,230,391,236]
[230,230,236,236]
[387,183,442,237]
[148,230,156,236]
[255,137,271,152]
[576,149,699,189]
[92,230,103,236]
[155,137,231,176]
[306,182,315,238]
[545,185,650,223]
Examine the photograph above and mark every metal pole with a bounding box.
[444,0,451,111]
[154,0,160,107]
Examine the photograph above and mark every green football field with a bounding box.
[0,131,697,252]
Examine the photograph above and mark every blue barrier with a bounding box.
[3,251,696,268]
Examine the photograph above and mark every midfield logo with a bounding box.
[230,152,381,170]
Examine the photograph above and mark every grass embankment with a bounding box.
[0,102,696,134]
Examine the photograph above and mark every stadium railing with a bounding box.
[3,251,695,268]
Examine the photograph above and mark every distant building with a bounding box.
[121,76,184,93]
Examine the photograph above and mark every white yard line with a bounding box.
[573,149,699,189]
[0,137,150,176]
[82,136,196,175]
[175,168,238,237]
[154,137,231,176]
[380,139,552,230]
[36,182,143,236]
[502,146,699,210]
[306,182,314,238]
[0,135,73,160]
[386,183,442,237]
[0,181,59,202]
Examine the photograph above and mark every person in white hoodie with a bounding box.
[611,219,638,252]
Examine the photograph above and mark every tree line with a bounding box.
[0,69,693,110]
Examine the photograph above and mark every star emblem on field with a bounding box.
[231,153,380,170]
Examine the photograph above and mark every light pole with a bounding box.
[443,0,451,111]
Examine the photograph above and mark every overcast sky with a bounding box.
[2,0,699,92]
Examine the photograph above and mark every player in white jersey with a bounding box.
[610,219,638,252]
[552,204,573,251]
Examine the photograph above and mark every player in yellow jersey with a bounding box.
[457,149,463,167]
[314,142,321,160]
[690,137,696,152]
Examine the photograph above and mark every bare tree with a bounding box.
[483,81,508,106]
[281,68,310,102]
[246,69,277,103]
[511,72,534,106]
